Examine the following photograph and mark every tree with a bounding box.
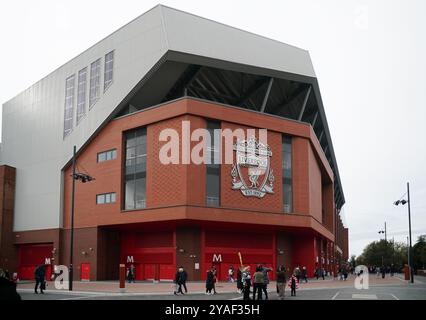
[357,240,408,269]
[349,255,356,269]
[413,235,426,271]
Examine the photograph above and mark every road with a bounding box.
[19,280,426,300]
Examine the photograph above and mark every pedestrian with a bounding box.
[276,265,286,300]
[261,265,272,300]
[206,269,214,295]
[381,266,386,279]
[253,266,264,300]
[288,273,299,296]
[180,267,188,293]
[321,267,325,280]
[236,267,243,294]
[0,269,21,301]
[228,265,234,283]
[34,264,46,294]
[241,266,251,301]
[127,264,136,283]
[343,268,348,281]
[294,266,301,283]
[376,267,380,278]
[212,265,218,294]
[301,266,308,283]
[174,267,185,295]
[315,267,319,280]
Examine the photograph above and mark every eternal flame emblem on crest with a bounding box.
[231,136,274,198]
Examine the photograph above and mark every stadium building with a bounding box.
[0,5,348,281]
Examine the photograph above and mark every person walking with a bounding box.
[294,266,301,284]
[174,267,184,295]
[261,265,272,300]
[0,269,21,300]
[205,269,214,295]
[276,265,286,300]
[127,264,136,283]
[228,265,235,283]
[241,266,251,301]
[236,267,243,294]
[288,273,299,297]
[343,267,348,281]
[212,265,218,294]
[301,266,308,283]
[381,266,386,279]
[252,266,264,300]
[180,267,188,293]
[315,267,320,280]
[34,264,46,294]
[321,267,325,280]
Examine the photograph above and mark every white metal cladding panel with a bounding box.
[161,6,316,78]
[1,6,168,231]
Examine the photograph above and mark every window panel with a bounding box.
[206,121,221,206]
[104,51,114,91]
[63,75,75,138]
[124,127,146,210]
[282,136,293,213]
[96,192,116,205]
[89,58,101,107]
[76,67,87,125]
[96,194,105,204]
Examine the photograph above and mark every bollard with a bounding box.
[119,264,126,292]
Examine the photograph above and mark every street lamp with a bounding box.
[378,222,387,241]
[394,182,414,284]
[69,145,94,291]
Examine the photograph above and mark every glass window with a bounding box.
[76,67,87,125]
[63,75,75,138]
[104,51,114,91]
[96,194,105,204]
[282,136,292,213]
[89,58,101,107]
[124,128,147,210]
[96,192,116,204]
[97,149,117,163]
[206,121,221,206]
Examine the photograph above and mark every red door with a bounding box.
[144,264,155,280]
[135,263,144,280]
[159,264,175,281]
[80,263,90,281]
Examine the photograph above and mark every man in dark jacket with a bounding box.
[34,264,46,294]
[174,268,184,295]
[261,265,272,300]
[180,267,188,293]
[276,266,286,300]
[0,274,21,300]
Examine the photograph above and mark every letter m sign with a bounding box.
[127,256,134,263]
[212,254,222,263]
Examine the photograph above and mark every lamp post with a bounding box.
[378,222,387,242]
[69,146,94,291]
[394,182,414,284]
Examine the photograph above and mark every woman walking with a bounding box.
[253,266,264,300]
[206,269,214,295]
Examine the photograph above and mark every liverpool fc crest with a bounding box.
[231,136,274,198]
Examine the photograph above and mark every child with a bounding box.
[287,273,299,297]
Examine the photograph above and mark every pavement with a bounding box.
[16,274,426,300]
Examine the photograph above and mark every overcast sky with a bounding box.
[1,0,425,257]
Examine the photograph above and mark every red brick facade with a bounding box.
[0,98,349,281]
